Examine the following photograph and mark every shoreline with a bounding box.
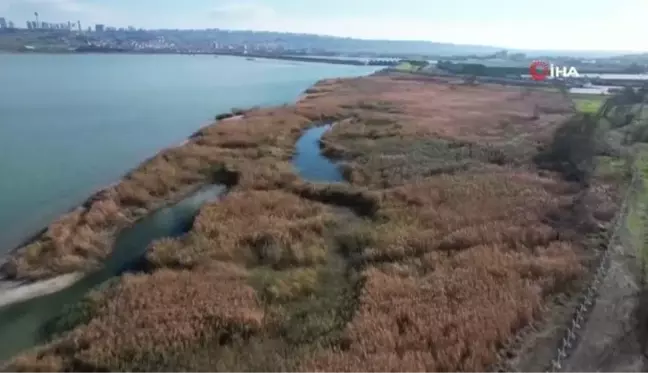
[0,180,213,308]
[0,70,383,283]
[0,273,83,309]
[3,50,397,67]
[0,71,414,303]
[0,114,231,278]
[0,104,297,305]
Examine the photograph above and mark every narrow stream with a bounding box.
[0,124,340,362]
[293,124,344,183]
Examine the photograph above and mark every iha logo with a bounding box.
[529,61,579,81]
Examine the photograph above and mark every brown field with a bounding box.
[5,74,624,372]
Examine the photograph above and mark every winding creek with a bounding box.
[293,123,343,183]
[0,124,341,362]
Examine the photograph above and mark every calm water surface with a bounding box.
[293,124,344,183]
[0,54,377,253]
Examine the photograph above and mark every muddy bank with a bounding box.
[0,273,83,309]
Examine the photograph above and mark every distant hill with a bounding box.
[157,29,648,58]
[510,49,648,59]
[611,52,648,61]
[277,37,504,56]
[150,29,504,56]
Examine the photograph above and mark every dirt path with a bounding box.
[559,240,647,372]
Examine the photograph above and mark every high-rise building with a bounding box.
[77,20,82,32]
[95,24,104,32]
[0,17,7,29]
[27,21,33,29]
[7,21,14,29]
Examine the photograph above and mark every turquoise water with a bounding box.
[0,53,377,253]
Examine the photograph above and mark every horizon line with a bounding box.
[10,22,648,55]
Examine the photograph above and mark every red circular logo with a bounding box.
[529,61,550,81]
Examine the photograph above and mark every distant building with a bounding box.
[77,20,82,32]
[7,21,14,29]
[0,17,7,29]
[95,24,104,32]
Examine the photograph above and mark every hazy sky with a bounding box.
[1,0,646,52]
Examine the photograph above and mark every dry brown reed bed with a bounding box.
[146,190,336,270]
[9,267,262,371]
[300,173,590,371]
[7,189,348,371]
[6,74,620,372]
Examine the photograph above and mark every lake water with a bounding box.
[0,53,378,254]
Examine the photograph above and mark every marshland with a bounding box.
[4,70,648,372]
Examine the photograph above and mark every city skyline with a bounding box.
[0,12,134,32]
[0,0,647,52]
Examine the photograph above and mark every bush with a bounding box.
[536,113,601,184]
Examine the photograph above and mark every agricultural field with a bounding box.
[571,94,606,114]
[4,74,632,372]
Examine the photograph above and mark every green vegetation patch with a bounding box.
[573,96,605,114]
[595,155,631,181]
[626,146,648,277]
[341,137,535,187]
[40,277,120,341]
